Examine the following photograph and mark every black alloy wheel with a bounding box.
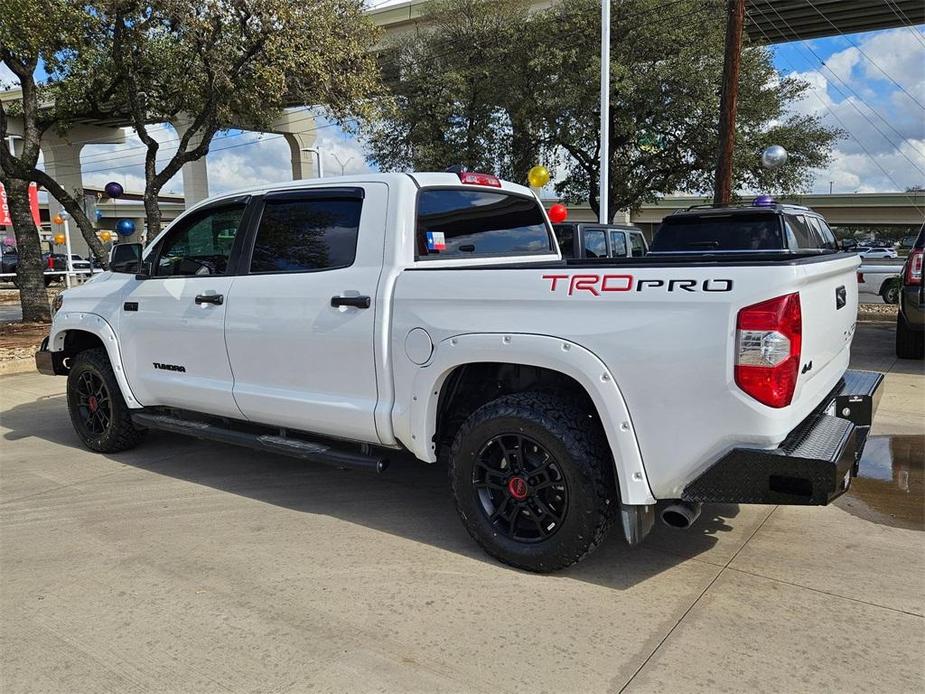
[473,433,569,543]
[73,370,112,436]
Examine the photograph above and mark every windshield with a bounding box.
[652,214,783,252]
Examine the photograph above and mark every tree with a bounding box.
[364,0,542,183]
[366,0,840,222]
[58,0,382,236]
[0,0,109,321]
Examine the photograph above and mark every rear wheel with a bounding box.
[448,392,616,572]
[880,279,900,305]
[67,348,146,452]
[895,312,924,359]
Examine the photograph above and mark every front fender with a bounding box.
[395,332,656,506]
[49,311,142,409]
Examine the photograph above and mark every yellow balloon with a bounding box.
[527,165,551,189]
[52,214,64,225]
[53,233,66,245]
[99,231,112,242]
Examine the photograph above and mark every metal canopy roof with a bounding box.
[745,0,925,43]
[370,0,925,45]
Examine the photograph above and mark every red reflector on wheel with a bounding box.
[734,292,802,408]
[458,171,502,187]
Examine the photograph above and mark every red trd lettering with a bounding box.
[542,274,569,292]
[601,274,634,292]
[569,274,601,296]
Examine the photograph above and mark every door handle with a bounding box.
[195,294,224,305]
[330,295,371,309]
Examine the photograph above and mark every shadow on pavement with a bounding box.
[2,393,738,589]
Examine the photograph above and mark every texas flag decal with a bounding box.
[425,231,446,251]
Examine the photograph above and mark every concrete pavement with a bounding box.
[1,323,922,693]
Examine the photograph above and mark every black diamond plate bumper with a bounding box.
[682,370,883,506]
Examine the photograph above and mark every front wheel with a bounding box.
[67,347,146,452]
[448,392,616,572]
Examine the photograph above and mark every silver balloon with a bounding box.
[761,145,788,170]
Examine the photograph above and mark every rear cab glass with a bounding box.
[416,189,554,259]
[651,213,784,252]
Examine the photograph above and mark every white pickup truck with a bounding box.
[36,171,883,571]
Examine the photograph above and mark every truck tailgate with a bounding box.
[793,254,859,399]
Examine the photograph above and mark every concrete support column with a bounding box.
[41,136,86,255]
[172,115,210,206]
[284,131,319,180]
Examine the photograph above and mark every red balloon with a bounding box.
[548,203,568,223]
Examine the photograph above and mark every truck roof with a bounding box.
[666,202,820,220]
[184,172,537,217]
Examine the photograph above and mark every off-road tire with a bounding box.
[448,392,616,572]
[67,347,146,452]
[895,312,924,359]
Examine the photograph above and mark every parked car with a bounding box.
[552,222,648,259]
[1,248,17,275]
[896,226,924,359]
[857,264,902,304]
[650,202,839,254]
[35,171,882,572]
[67,254,93,275]
[856,247,898,259]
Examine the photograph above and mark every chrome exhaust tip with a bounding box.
[660,501,702,529]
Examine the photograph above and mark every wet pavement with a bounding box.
[838,435,924,531]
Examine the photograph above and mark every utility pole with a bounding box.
[599,0,611,224]
[713,0,745,205]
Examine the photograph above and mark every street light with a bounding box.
[300,147,324,178]
[331,152,354,176]
[599,0,610,224]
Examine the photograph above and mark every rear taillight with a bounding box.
[735,292,802,408]
[905,249,923,286]
[458,171,501,187]
[47,256,54,269]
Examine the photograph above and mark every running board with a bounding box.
[130,412,389,473]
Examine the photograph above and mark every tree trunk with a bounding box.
[5,177,50,322]
[144,188,162,241]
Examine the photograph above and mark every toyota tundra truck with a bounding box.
[35,171,882,572]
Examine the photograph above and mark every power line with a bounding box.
[746,6,923,207]
[802,0,925,111]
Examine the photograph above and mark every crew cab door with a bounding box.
[119,199,249,417]
[223,185,386,443]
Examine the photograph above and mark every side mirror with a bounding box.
[109,243,143,274]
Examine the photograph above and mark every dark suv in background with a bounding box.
[650,202,839,254]
[896,225,923,359]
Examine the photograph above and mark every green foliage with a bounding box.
[364,0,841,221]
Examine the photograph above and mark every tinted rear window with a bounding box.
[651,214,783,252]
[416,189,552,259]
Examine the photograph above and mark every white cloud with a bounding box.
[0,62,18,89]
[784,28,925,193]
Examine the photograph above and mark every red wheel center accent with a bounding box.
[507,476,528,500]
[88,395,98,413]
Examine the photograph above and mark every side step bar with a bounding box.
[131,412,389,473]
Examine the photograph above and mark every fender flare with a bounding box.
[400,332,656,506]
[49,312,142,409]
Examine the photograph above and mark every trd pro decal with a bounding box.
[541,274,733,296]
[153,362,186,373]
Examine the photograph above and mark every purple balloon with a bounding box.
[104,181,124,199]
[752,194,775,207]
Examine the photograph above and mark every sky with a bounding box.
[1,13,923,199]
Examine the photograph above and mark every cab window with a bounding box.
[416,189,553,259]
[249,197,362,273]
[609,230,627,257]
[582,229,607,258]
[629,232,647,257]
[154,205,245,277]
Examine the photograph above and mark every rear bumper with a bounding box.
[682,370,883,506]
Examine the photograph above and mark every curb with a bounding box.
[0,358,37,376]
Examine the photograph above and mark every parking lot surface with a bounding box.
[1,322,923,693]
